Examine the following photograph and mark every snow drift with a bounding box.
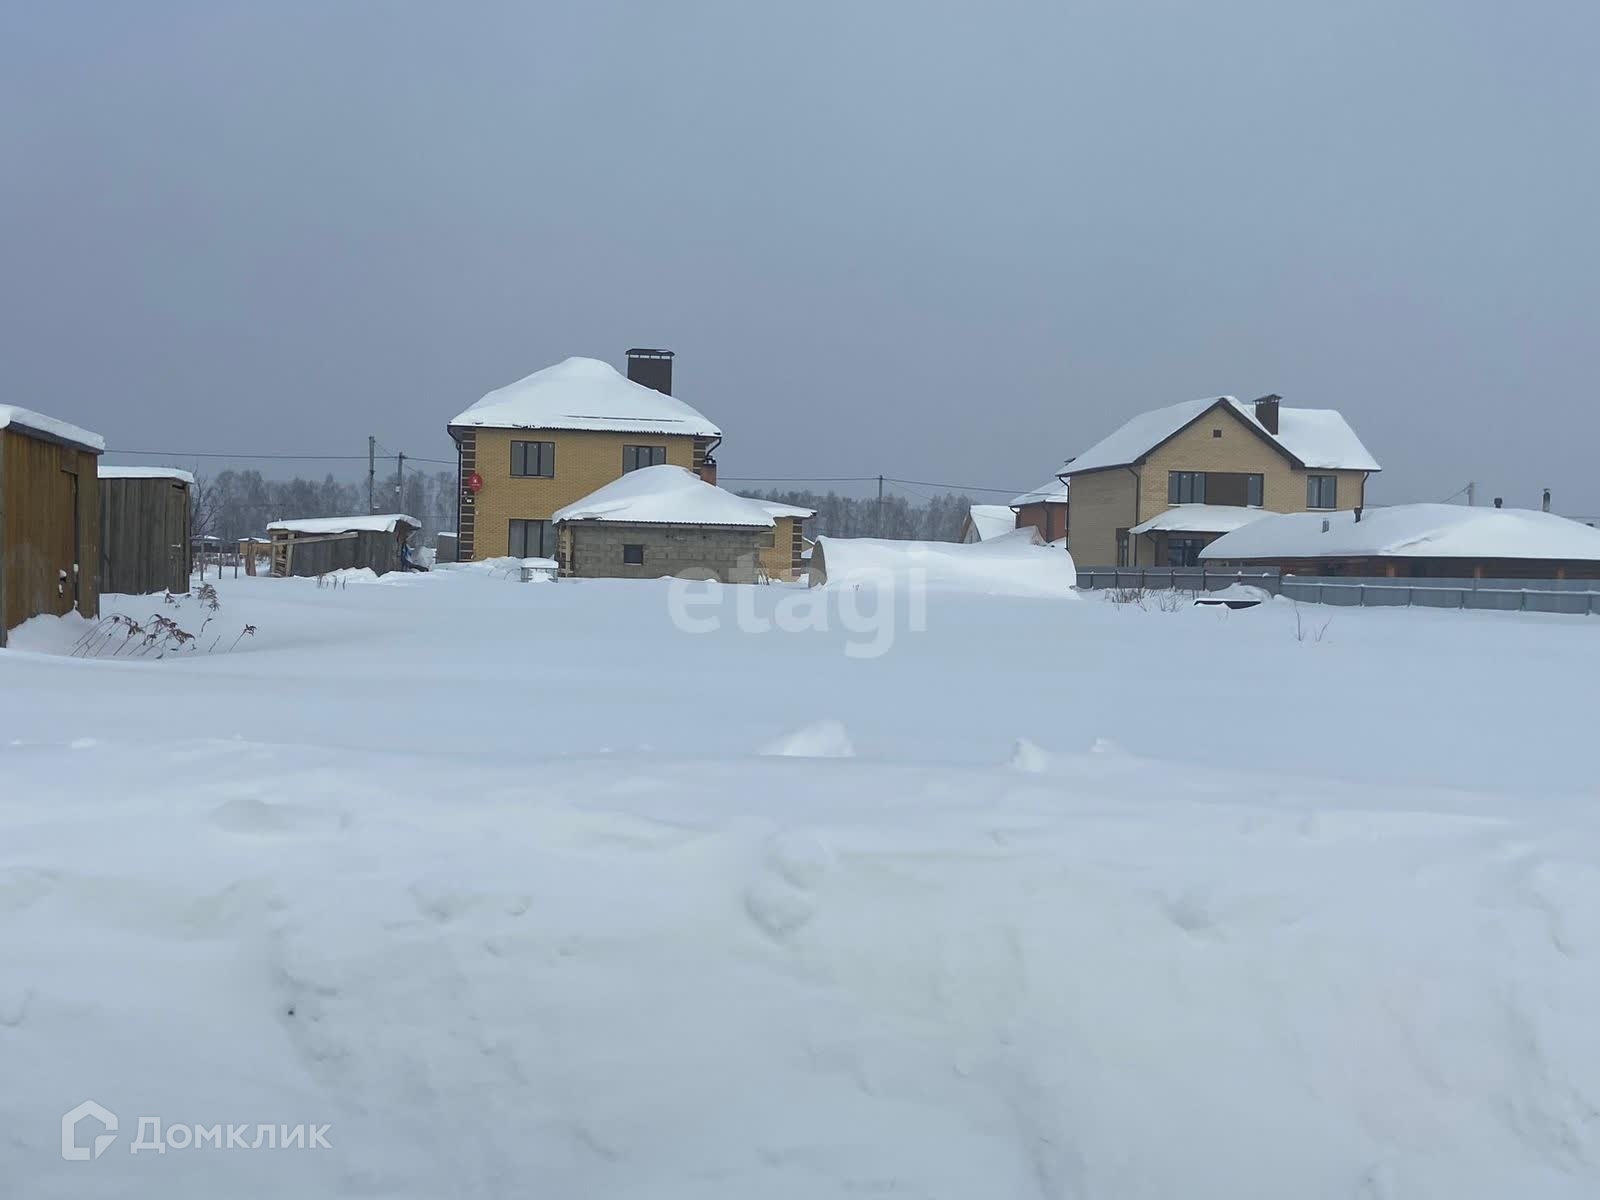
[7,571,1600,1198]
[810,529,1077,598]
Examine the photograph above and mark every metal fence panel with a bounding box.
[1077,566,1599,617]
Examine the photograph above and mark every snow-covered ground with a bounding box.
[3,567,1599,1198]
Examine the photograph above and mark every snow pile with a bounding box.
[812,528,1077,598]
[449,356,721,436]
[266,514,420,536]
[552,464,773,527]
[1202,503,1600,563]
[760,719,855,758]
[97,465,196,485]
[0,403,104,451]
[1066,395,1380,475]
[6,574,1600,1196]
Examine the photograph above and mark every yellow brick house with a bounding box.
[447,350,722,562]
[1061,394,1380,567]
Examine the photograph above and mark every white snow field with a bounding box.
[3,566,1600,1198]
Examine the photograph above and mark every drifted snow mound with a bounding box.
[760,719,855,758]
[810,529,1076,598]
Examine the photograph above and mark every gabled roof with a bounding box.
[268,514,420,535]
[449,356,721,437]
[1131,504,1274,536]
[1064,396,1379,476]
[0,405,104,453]
[1200,504,1600,563]
[964,504,1017,541]
[552,465,773,528]
[1010,475,1069,507]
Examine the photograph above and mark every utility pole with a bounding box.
[1466,481,1475,507]
[877,474,884,536]
[368,436,376,511]
[397,452,405,509]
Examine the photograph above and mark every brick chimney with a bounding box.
[626,348,673,396]
[1253,394,1281,435]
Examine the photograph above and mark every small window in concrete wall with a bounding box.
[623,544,645,565]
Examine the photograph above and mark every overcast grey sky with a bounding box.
[4,1,1597,512]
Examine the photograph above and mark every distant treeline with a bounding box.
[742,489,975,542]
[187,473,975,547]
[189,468,458,544]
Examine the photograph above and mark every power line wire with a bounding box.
[111,453,1030,495]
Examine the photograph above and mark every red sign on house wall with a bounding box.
[466,471,483,494]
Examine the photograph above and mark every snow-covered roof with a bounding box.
[758,500,816,519]
[449,357,721,437]
[98,465,195,485]
[1064,396,1379,475]
[1010,475,1069,506]
[267,514,420,536]
[1131,504,1274,536]
[964,504,1017,541]
[1200,504,1600,563]
[551,465,773,528]
[0,405,104,453]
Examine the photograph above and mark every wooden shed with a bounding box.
[98,466,193,597]
[266,514,421,578]
[0,405,104,647]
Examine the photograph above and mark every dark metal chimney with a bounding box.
[626,348,674,396]
[1542,488,1552,513]
[1253,394,1281,435]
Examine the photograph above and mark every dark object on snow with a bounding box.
[100,470,192,597]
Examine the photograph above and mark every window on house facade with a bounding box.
[758,530,776,548]
[508,518,554,558]
[1167,536,1206,567]
[1212,428,1222,438]
[1307,475,1337,509]
[622,543,645,565]
[510,440,555,478]
[623,445,667,473]
[1116,528,1130,567]
[1168,471,1206,504]
[1247,473,1264,507]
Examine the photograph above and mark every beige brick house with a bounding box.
[1062,394,1380,567]
[447,350,721,562]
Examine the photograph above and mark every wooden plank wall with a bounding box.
[99,477,192,597]
[277,529,404,577]
[2,430,100,636]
